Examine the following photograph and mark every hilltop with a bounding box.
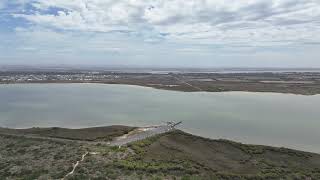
[0,126,320,179]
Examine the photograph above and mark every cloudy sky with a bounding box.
[0,0,320,67]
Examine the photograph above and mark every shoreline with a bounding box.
[2,125,320,179]
[1,83,319,153]
[1,81,320,96]
[0,125,318,155]
[1,71,320,95]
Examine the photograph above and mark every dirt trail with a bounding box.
[109,125,173,146]
[62,151,88,179]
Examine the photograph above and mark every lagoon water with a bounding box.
[0,83,319,153]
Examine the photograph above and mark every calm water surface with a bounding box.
[0,83,319,153]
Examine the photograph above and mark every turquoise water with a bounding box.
[0,83,319,153]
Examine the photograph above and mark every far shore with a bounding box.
[1,80,320,95]
[1,71,320,95]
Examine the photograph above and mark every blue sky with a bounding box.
[0,0,320,67]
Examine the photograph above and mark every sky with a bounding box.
[0,0,320,68]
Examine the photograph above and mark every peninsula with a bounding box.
[1,125,319,179]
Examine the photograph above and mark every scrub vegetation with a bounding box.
[1,127,320,179]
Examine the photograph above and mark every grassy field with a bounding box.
[1,127,320,179]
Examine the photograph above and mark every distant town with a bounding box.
[0,72,120,83]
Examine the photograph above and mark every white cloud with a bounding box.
[2,0,320,67]
[12,0,320,46]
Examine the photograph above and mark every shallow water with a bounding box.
[0,83,319,153]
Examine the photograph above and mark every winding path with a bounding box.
[62,151,88,180]
[0,124,180,179]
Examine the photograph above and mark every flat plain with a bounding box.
[1,71,320,95]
